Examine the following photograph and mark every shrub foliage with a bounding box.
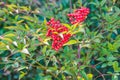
[0,0,120,80]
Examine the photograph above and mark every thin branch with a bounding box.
[94,68,105,80]
[69,0,72,12]
[77,44,81,67]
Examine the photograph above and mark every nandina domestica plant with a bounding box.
[0,0,120,80]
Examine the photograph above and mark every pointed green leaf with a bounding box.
[64,40,78,46]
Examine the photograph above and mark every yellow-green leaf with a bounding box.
[71,26,85,35]
[72,23,78,30]
[25,24,30,30]
[22,16,33,21]
[36,29,41,33]
[17,20,24,24]
[5,26,26,31]
[0,42,7,50]
[44,18,47,24]
[64,40,78,46]
[6,4,17,10]
[4,26,16,29]
[2,38,13,42]
[20,6,29,11]
[62,23,71,29]
[4,33,16,38]
[19,71,27,80]
[0,18,4,21]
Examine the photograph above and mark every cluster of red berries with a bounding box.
[67,7,90,24]
[46,7,90,51]
[46,18,71,51]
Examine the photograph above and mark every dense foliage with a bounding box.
[0,0,120,80]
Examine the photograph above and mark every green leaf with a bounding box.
[112,75,118,80]
[79,65,86,69]
[2,38,13,42]
[47,67,57,72]
[4,33,16,38]
[17,20,24,24]
[62,23,71,29]
[64,70,73,76]
[107,55,116,61]
[101,63,107,68]
[5,26,26,31]
[72,27,85,34]
[80,70,88,80]
[107,61,113,66]
[25,24,30,30]
[43,18,47,25]
[17,66,28,71]
[6,4,17,10]
[108,43,116,52]
[97,57,106,62]
[42,45,47,54]
[64,40,78,46]
[19,71,27,80]
[113,41,120,51]
[71,23,79,30]
[43,75,52,80]
[113,61,120,72]
[0,42,7,50]
[100,0,106,6]
[89,2,98,7]
[21,16,33,21]
[93,38,101,43]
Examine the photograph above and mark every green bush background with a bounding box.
[0,0,120,80]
